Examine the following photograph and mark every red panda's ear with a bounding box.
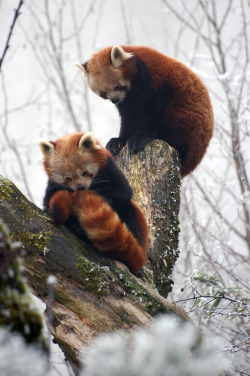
[38,140,55,159]
[111,45,133,67]
[79,132,102,152]
[75,62,88,77]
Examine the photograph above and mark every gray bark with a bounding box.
[116,140,181,296]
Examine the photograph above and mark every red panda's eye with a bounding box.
[65,177,72,182]
[82,171,87,177]
[114,85,120,91]
[121,85,129,91]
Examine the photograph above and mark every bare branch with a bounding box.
[121,0,133,44]
[63,0,94,43]
[69,0,94,132]
[219,0,233,33]
[0,0,24,70]
[44,0,81,131]
[162,0,212,46]
[1,73,34,202]
[190,175,246,242]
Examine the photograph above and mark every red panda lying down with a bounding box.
[39,132,148,274]
[76,45,214,177]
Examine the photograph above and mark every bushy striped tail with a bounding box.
[73,191,148,273]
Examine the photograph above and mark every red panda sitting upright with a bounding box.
[76,45,214,177]
[39,132,148,274]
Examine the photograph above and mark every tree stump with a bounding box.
[0,140,184,373]
[116,140,181,297]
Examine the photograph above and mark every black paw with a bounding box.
[106,138,126,155]
[127,134,153,154]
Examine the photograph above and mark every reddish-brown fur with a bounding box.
[40,132,148,274]
[48,189,148,274]
[80,45,214,177]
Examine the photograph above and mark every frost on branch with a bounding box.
[0,328,48,376]
[82,315,228,376]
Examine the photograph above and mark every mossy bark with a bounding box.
[0,222,46,350]
[116,140,181,297]
[0,140,183,374]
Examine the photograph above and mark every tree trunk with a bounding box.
[116,140,181,297]
[0,140,184,374]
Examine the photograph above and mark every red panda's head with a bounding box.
[76,46,134,104]
[38,132,108,191]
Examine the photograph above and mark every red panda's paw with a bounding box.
[106,137,126,155]
[127,133,154,154]
[49,191,72,224]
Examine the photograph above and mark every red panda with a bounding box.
[38,132,148,274]
[76,45,214,177]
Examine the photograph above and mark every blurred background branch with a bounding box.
[0,0,23,70]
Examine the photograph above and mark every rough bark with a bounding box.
[0,139,183,374]
[116,140,181,297]
[0,222,46,350]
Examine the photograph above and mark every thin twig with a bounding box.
[0,0,24,70]
[1,72,34,202]
[44,0,81,131]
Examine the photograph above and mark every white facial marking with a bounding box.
[50,173,64,184]
[118,78,131,89]
[86,162,99,175]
